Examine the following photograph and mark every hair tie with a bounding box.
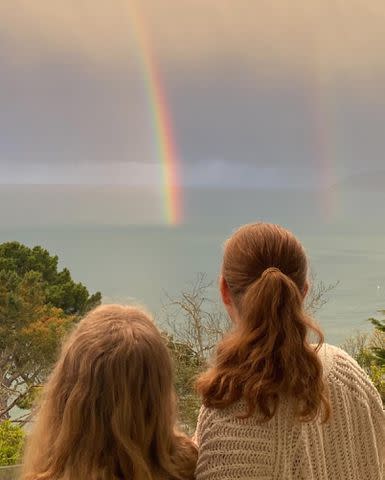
[262,267,282,276]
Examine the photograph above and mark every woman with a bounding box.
[22,304,197,480]
[195,223,385,480]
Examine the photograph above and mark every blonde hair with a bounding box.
[22,304,197,480]
[197,223,330,422]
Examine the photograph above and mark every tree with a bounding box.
[162,274,225,432]
[370,311,385,365]
[341,312,385,404]
[0,271,76,422]
[0,242,101,315]
[305,273,339,316]
[0,242,101,423]
[164,273,229,361]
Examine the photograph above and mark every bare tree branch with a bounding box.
[306,272,339,315]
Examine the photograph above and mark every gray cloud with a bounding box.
[1,1,385,185]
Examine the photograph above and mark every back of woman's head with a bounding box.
[197,223,330,422]
[22,304,197,480]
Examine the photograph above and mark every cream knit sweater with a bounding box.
[195,344,385,480]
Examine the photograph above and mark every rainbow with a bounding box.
[307,53,340,223]
[126,1,182,225]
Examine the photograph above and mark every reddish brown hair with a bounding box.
[22,305,197,480]
[197,223,330,422]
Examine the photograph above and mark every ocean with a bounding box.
[0,186,384,345]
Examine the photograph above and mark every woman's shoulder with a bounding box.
[317,342,370,378]
[317,343,353,375]
[320,343,384,408]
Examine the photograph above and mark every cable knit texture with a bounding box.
[195,344,385,480]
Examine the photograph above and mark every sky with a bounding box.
[1,0,385,189]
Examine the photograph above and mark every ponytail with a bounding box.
[197,267,330,422]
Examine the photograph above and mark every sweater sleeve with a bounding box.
[193,405,210,446]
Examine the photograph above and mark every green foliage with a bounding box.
[367,364,385,400]
[166,334,204,432]
[367,312,385,400]
[0,242,101,315]
[342,317,385,405]
[0,421,24,466]
[15,386,42,412]
[354,348,385,402]
[369,313,385,366]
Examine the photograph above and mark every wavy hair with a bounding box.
[197,223,330,422]
[22,304,197,480]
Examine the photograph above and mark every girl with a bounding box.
[196,223,385,480]
[22,304,197,480]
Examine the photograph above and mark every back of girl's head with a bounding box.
[22,304,197,480]
[197,223,330,422]
[222,223,308,298]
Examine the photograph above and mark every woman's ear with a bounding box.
[220,276,239,324]
[220,276,232,306]
[303,281,309,298]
